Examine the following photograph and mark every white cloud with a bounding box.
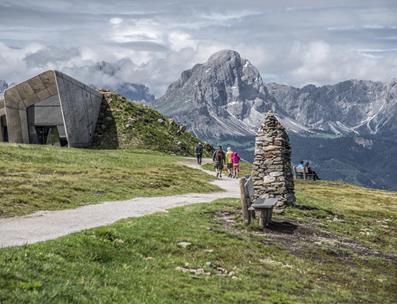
[0,0,396,95]
[109,17,123,25]
[285,41,397,86]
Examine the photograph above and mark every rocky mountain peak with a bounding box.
[207,49,241,65]
[0,80,8,94]
[155,49,274,139]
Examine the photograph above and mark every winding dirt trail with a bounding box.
[0,158,239,248]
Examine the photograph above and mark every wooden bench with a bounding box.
[294,166,316,180]
[240,176,278,229]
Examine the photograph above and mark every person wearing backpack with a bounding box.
[212,146,226,178]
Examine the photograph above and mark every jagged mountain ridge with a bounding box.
[267,80,397,141]
[152,49,397,190]
[154,50,397,142]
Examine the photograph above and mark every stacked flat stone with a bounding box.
[252,112,295,211]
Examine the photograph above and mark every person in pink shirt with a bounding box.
[231,152,240,178]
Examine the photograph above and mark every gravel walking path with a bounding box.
[0,159,239,248]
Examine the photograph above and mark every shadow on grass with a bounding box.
[294,204,321,211]
[265,221,298,234]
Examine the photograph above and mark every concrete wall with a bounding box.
[55,71,102,147]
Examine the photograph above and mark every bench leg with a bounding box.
[259,209,274,230]
[259,211,265,229]
[267,208,273,224]
[259,210,268,230]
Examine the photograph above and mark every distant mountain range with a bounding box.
[149,50,397,191]
[92,61,155,103]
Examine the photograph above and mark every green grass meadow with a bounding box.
[0,143,218,218]
[0,180,396,303]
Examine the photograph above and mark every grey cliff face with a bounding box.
[155,50,275,139]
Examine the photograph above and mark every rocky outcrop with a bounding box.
[252,112,295,211]
[0,80,8,95]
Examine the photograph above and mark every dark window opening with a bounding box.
[60,137,68,147]
[2,126,8,142]
[35,126,60,145]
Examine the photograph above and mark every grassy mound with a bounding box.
[0,144,218,218]
[0,181,396,303]
[92,90,210,156]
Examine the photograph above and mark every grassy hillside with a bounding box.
[93,90,210,156]
[0,143,218,218]
[0,181,395,303]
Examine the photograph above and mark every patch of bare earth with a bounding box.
[213,206,396,262]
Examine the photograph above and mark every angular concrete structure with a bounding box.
[0,70,102,147]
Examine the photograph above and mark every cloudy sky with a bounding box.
[0,0,396,95]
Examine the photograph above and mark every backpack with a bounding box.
[214,150,225,162]
[195,145,203,154]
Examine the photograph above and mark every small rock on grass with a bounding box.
[177,241,192,249]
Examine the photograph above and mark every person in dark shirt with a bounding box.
[305,162,319,181]
[195,143,204,165]
[212,146,226,178]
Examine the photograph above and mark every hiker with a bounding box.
[212,146,226,178]
[231,151,240,178]
[195,143,203,165]
[305,162,319,181]
[226,147,234,177]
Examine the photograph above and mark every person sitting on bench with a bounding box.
[305,162,319,181]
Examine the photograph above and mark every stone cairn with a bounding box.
[252,112,295,211]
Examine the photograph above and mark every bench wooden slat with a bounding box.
[244,176,254,200]
[251,197,278,209]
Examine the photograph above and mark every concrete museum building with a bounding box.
[0,70,102,147]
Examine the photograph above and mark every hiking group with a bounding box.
[209,145,241,179]
[195,143,241,178]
